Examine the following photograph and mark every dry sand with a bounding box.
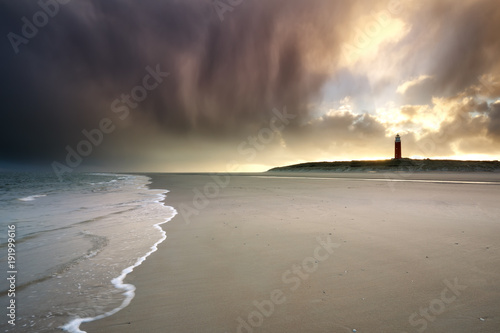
[82,172,500,333]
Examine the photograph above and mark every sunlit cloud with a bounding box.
[1,0,500,172]
[397,75,433,95]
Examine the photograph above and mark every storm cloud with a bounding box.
[1,0,500,172]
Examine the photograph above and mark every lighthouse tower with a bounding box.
[395,134,402,159]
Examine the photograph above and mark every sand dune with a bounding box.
[269,159,500,173]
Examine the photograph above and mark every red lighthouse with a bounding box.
[395,134,402,159]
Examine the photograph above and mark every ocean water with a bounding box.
[0,172,176,332]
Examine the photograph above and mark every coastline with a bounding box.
[82,172,500,333]
[0,173,177,333]
[269,159,500,173]
[62,178,177,333]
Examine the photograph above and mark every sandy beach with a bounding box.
[82,172,500,333]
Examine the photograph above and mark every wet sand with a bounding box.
[83,172,500,333]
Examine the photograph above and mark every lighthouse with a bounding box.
[395,134,402,159]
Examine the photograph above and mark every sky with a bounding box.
[1,0,500,174]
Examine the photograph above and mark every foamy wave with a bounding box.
[61,190,177,333]
[18,194,47,202]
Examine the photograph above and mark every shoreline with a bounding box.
[63,179,177,333]
[82,172,500,333]
[0,173,176,333]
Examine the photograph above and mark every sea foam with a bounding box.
[0,173,177,332]
[62,190,177,333]
[18,194,47,201]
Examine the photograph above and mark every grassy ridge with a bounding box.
[268,158,500,172]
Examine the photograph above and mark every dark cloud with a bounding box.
[281,110,387,161]
[487,102,500,139]
[1,0,500,171]
[394,0,500,99]
[1,0,352,166]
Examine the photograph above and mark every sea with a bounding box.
[0,172,176,332]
